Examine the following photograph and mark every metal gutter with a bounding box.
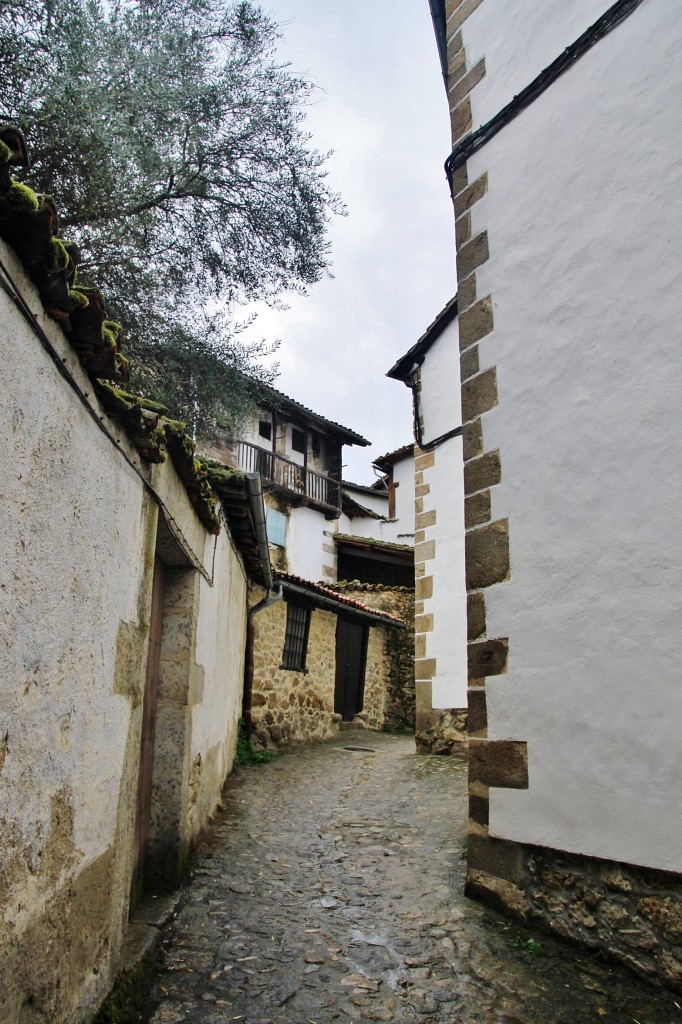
[245,472,273,591]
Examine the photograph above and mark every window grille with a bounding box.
[282,603,310,671]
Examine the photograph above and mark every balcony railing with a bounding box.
[236,440,341,512]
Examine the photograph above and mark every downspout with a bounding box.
[404,361,462,451]
[242,473,282,738]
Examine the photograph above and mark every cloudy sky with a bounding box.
[240,1,457,484]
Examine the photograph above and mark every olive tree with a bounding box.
[0,0,341,429]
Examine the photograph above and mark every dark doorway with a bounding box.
[334,618,368,722]
[130,557,165,911]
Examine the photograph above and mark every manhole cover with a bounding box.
[343,745,377,753]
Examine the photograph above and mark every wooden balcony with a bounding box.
[236,440,341,513]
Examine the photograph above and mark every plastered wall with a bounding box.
[0,239,249,1021]
[417,319,468,710]
[459,0,682,871]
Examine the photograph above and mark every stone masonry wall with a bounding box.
[467,841,682,993]
[251,598,392,748]
[331,586,415,732]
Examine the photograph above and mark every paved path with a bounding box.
[145,732,678,1024]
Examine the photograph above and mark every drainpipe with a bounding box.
[242,473,282,738]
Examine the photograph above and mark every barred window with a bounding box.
[282,603,310,671]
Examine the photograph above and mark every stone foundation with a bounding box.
[467,841,682,993]
[415,708,467,754]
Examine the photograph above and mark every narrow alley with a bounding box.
[141,734,679,1024]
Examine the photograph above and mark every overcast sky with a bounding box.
[239,1,457,484]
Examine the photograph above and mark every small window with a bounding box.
[291,427,306,454]
[266,507,287,548]
[282,603,310,671]
[259,419,272,441]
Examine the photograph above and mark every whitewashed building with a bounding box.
[430,0,682,989]
[387,298,468,752]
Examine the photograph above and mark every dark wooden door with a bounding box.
[130,557,165,911]
[334,618,368,722]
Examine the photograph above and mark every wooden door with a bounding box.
[334,618,368,722]
[130,558,165,911]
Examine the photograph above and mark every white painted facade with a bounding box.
[0,240,252,1021]
[418,317,468,709]
[460,0,682,871]
[285,503,333,581]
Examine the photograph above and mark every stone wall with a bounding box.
[467,843,682,993]
[0,238,249,1023]
[250,595,394,748]
[331,585,415,732]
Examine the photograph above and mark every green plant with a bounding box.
[512,935,543,956]
[234,720,276,766]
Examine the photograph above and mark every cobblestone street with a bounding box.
[143,733,679,1024]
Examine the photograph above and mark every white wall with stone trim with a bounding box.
[459,0,682,870]
[418,318,467,709]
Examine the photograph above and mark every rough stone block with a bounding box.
[454,171,488,216]
[465,490,490,528]
[461,367,497,423]
[415,660,436,684]
[468,637,508,679]
[459,295,494,350]
[415,575,433,601]
[455,211,472,249]
[457,231,488,281]
[416,509,436,530]
[462,418,483,461]
[415,678,433,709]
[469,739,528,789]
[450,161,468,199]
[450,96,473,144]
[460,345,479,382]
[467,592,486,640]
[464,450,500,496]
[448,0,485,35]
[415,614,434,634]
[458,273,477,313]
[466,519,509,589]
[415,539,436,563]
[467,829,524,885]
[467,686,487,735]
[415,450,435,471]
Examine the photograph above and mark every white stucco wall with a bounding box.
[461,0,682,870]
[419,320,468,708]
[191,528,248,815]
[0,238,251,1019]
[0,244,150,912]
[392,454,416,540]
[286,504,331,581]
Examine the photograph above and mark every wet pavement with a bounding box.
[144,732,680,1024]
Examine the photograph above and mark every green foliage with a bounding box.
[1,179,39,212]
[512,935,543,956]
[93,945,160,1024]
[0,0,342,429]
[234,720,275,766]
